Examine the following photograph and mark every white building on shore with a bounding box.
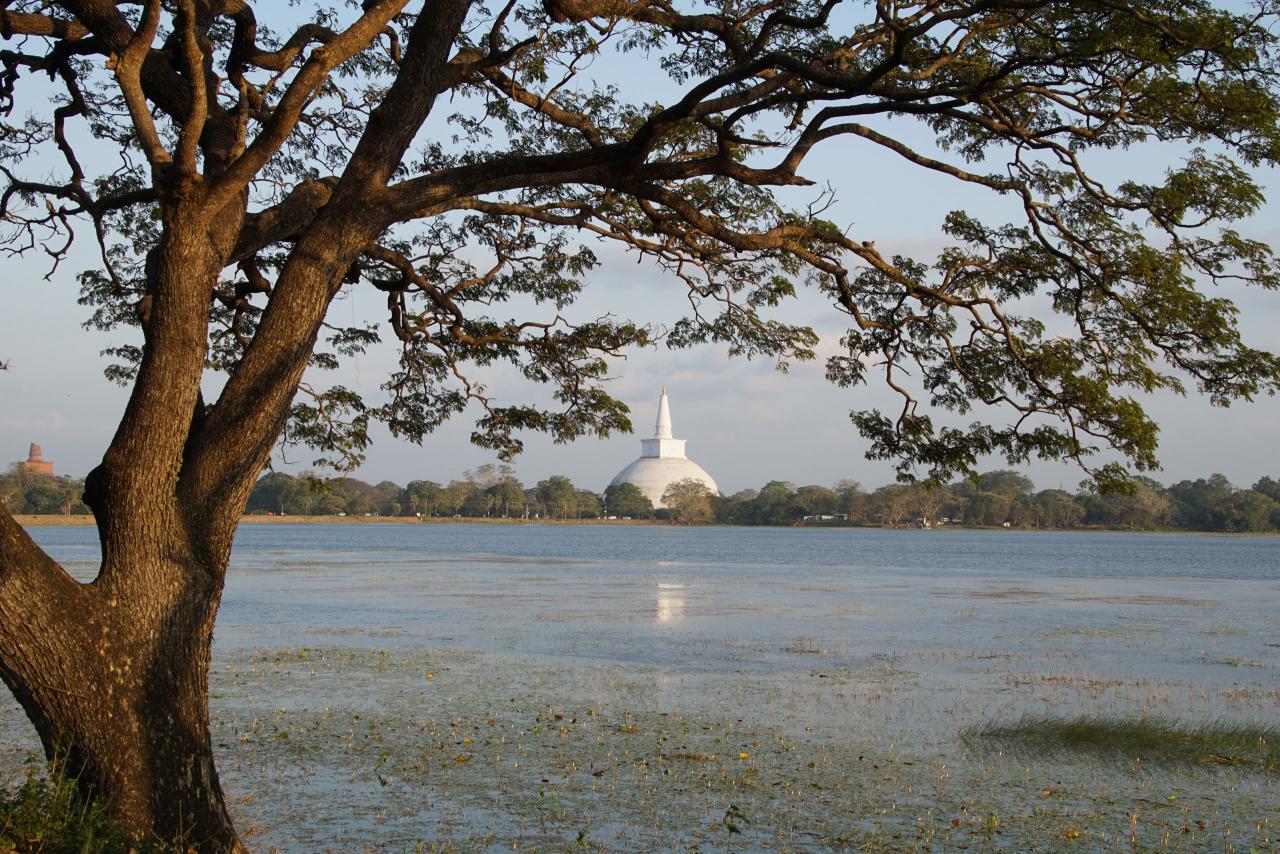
[609,389,719,508]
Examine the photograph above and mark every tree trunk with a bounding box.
[0,510,245,852]
[0,197,252,849]
[0,10,478,845]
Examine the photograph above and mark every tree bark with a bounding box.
[0,504,244,852]
[0,197,252,850]
[0,168,358,854]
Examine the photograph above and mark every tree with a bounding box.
[1080,476,1173,529]
[1167,474,1235,528]
[751,480,797,524]
[1034,489,1086,529]
[315,490,348,516]
[0,466,89,516]
[488,475,527,518]
[461,486,495,516]
[536,475,578,519]
[714,488,757,524]
[963,491,1012,526]
[246,471,298,514]
[975,471,1035,498]
[444,479,477,515]
[0,469,24,512]
[374,479,405,513]
[662,478,716,524]
[604,482,653,519]
[870,483,915,526]
[834,480,868,522]
[910,484,945,526]
[1251,476,1280,503]
[793,484,840,517]
[1208,489,1277,532]
[575,489,603,518]
[3,1,1280,848]
[405,479,446,516]
[331,476,384,515]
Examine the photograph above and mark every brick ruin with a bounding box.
[19,442,53,476]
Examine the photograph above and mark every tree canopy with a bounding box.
[603,481,655,518]
[4,0,1280,848]
[4,0,1279,485]
[662,477,716,523]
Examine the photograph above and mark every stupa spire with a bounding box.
[654,388,673,439]
[610,388,719,507]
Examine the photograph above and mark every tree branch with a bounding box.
[202,0,411,212]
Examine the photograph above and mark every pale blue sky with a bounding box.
[3,7,1279,495]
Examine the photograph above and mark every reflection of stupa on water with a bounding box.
[609,389,719,508]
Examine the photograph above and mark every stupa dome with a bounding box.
[609,390,718,508]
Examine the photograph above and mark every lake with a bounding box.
[4,524,1278,851]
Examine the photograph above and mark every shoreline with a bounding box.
[12,514,1277,536]
[236,515,660,526]
[13,514,659,527]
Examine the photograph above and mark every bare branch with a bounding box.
[111,0,171,167]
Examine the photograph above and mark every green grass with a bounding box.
[965,714,1280,770]
[0,758,148,854]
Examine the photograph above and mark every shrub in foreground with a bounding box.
[0,759,154,854]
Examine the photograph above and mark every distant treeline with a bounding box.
[6,462,1278,533]
[230,465,1280,533]
[0,467,87,515]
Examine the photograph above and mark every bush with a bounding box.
[0,757,148,853]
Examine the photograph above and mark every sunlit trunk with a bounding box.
[0,201,252,850]
[0,511,245,852]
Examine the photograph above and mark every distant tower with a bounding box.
[20,443,54,476]
[609,390,718,508]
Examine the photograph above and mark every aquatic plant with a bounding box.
[967,714,1279,770]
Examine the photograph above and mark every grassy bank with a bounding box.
[238,514,658,526]
[14,514,659,527]
[17,515,1277,536]
[11,515,96,527]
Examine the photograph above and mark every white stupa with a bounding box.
[609,389,719,508]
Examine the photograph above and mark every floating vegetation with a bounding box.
[4,526,1279,850]
[188,648,1280,850]
[967,714,1280,770]
[780,637,826,655]
[2,644,1278,851]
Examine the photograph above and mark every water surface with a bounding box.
[5,524,1276,851]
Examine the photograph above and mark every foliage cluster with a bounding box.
[717,470,1280,531]
[5,0,1280,489]
[0,466,87,516]
[246,467,1280,532]
[247,463,635,520]
[660,479,717,525]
